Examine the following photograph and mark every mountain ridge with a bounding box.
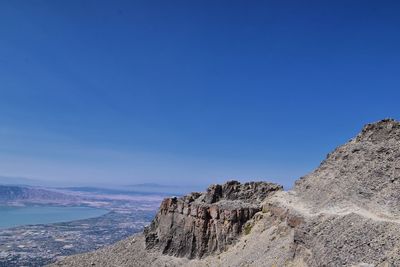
[51,119,400,267]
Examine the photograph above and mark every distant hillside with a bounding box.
[0,185,79,205]
[124,183,204,195]
[62,186,176,197]
[0,176,43,186]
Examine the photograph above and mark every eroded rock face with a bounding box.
[144,181,282,259]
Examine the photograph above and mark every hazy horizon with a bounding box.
[1,1,400,187]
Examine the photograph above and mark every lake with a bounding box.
[0,206,108,229]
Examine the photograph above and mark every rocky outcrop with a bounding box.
[52,119,400,267]
[144,181,282,258]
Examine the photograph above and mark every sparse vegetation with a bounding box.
[243,223,253,235]
[262,205,269,213]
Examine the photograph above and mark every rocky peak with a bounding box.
[144,181,282,259]
[295,118,400,215]
[356,118,400,143]
[201,180,281,204]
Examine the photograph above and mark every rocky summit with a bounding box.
[295,118,400,215]
[52,119,400,267]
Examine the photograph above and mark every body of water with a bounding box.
[0,206,108,229]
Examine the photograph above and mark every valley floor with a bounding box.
[0,210,155,267]
[0,185,165,266]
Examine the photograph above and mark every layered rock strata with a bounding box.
[144,181,283,258]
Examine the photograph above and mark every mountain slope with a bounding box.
[295,118,400,216]
[51,119,400,267]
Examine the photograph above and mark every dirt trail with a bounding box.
[271,191,400,224]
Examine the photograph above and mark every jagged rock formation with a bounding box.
[51,119,400,267]
[144,181,282,258]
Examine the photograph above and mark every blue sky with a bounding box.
[0,0,399,188]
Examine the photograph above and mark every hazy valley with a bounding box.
[0,184,166,266]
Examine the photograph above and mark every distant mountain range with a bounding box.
[0,183,185,211]
[62,186,175,197]
[0,185,79,205]
[0,176,203,196]
[123,183,204,195]
[0,176,45,186]
[0,176,79,188]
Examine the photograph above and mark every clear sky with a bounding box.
[0,0,399,188]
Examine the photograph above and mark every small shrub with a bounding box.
[244,223,253,235]
[262,205,269,213]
